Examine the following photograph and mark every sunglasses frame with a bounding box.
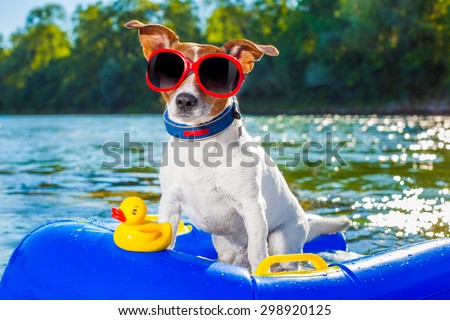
[146,48,245,98]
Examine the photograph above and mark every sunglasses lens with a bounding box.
[198,57,240,95]
[148,52,184,90]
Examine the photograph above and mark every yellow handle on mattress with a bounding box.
[254,253,329,276]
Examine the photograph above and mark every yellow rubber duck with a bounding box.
[111,197,172,252]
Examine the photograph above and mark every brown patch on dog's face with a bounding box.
[210,99,229,117]
[125,21,278,124]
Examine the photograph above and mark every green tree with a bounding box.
[0,4,71,113]
[0,34,7,64]
[205,3,251,44]
[68,0,162,113]
[250,0,290,40]
[339,0,450,102]
[0,0,449,114]
[0,34,9,112]
[26,4,67,27]
[162,0,203,42]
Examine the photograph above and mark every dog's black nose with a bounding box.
[176,93,197,112]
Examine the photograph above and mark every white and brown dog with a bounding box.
[126,20,350,272]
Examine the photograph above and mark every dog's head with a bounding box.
[125,20,279,125]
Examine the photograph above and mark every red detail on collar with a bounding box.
[183,128,210,137]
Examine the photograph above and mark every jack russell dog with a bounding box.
[125,20,351,272]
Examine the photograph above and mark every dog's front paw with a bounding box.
[338,216,352,230]
[270,262,299,273]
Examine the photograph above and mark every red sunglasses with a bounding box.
[146,48,245,98]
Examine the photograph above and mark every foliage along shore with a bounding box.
[0,0,448,115]
[2,99,448,116]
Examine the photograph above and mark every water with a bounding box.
[0,114,449,276]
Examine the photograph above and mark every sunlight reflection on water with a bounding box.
[354,188,450,238]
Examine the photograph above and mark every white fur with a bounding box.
[158,97,351,272]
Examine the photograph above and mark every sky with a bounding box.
[0,0,106,42]
[0,0,204,45]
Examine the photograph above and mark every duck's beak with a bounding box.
[111,208,126,222]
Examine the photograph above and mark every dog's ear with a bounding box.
[125,20,179,60]
[221,39,279,74]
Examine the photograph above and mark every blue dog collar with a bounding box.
[163,98,239,141]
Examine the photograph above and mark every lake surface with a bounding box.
[0,114,449,276]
